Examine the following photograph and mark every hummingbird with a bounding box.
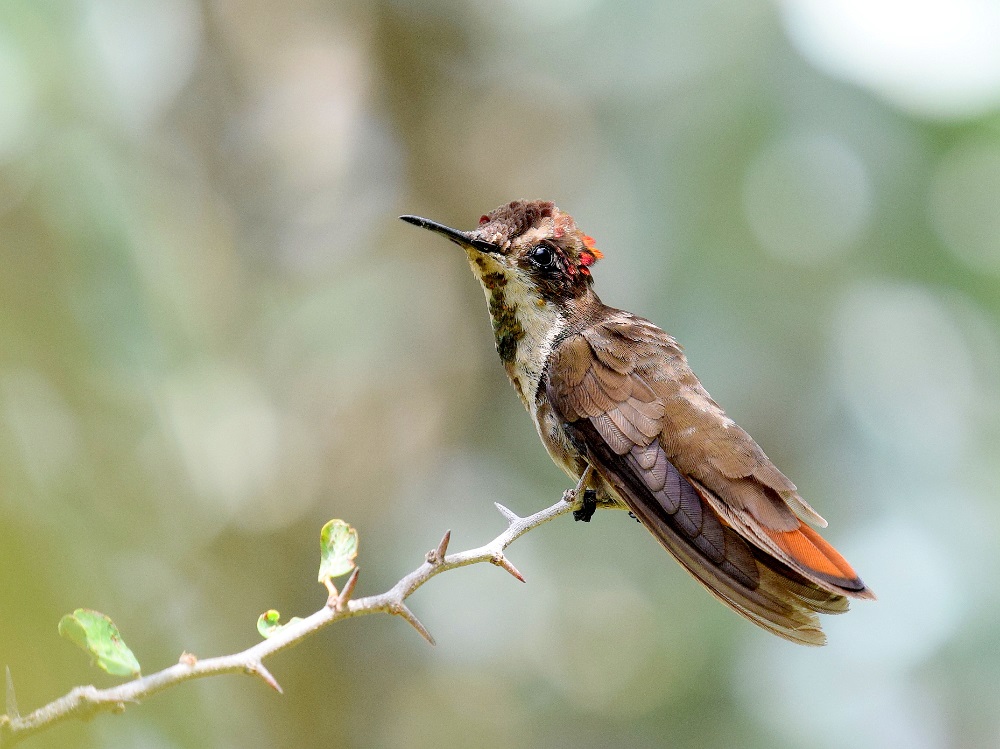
[400,200,873,645]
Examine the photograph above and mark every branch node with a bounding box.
[178,652,197,667]
[336,568,360,611]
[491,552,526,583]
[494,503,521,526]
[393,604,436,646]
[426,529,451,564]
[247,662,284,694]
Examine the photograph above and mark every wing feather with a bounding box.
[545,311,873,644]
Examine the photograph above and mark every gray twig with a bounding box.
[0,497,574,747]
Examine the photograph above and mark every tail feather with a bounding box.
[693,478,875,601]
[764,523,870,595]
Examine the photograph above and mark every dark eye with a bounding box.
[529,244,555,268]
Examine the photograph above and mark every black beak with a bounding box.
[399,215,500,254]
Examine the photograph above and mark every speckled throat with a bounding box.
[466,251,567,413]
[479,268,523,364]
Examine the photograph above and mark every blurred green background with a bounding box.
[2,0,999,747]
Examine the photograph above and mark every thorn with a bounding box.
[5,666,18,718]
[178,652,198,667]
[394,604,436,646]
[336,568,360,610]
[491,552,526,583]
[248,661,284,694]
[564,464,594,507]
[425,529,451,564]
[494,503,521,526]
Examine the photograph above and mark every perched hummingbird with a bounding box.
[401,200,873,645]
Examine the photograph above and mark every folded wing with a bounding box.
[547,312,873,645]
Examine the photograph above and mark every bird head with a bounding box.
[401,200,603,305]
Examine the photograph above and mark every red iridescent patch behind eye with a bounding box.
[479,215,489,225]
[581,236,603,258]
[576,233,602,277]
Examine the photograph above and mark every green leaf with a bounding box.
[58,609,141,677]
[257,610,303,639]
[318,519,358,585]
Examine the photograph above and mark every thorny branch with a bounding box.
[0,497,577,746]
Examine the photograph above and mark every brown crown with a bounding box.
[474,200,603,276]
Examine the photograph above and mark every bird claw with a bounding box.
[573,489,597,522]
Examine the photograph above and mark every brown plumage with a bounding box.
[548,311,872,644]
[401,200,873,645]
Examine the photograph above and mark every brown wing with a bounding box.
[547,309,873,645]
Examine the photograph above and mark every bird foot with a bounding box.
[573,489,598,522]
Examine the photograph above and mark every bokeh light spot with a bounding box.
[831,281,977,467]
[0,371,79,498]
[780,0,1000,119]
[82,0,202,128]
[833,519,964,669]
[929,140,1000,276]
[742,133,872,264]
[160,366,281,524]
[0,35,35,162]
